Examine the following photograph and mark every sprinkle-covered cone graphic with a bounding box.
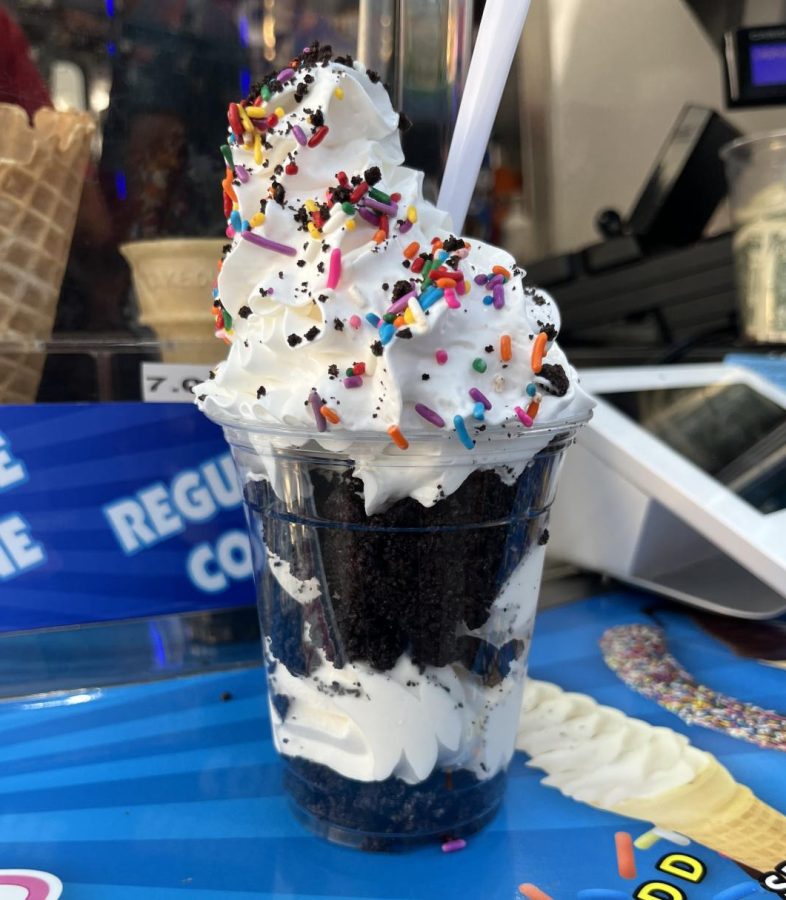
[0,103,95,403]
[120,238,225,364]
[613,758,786,873]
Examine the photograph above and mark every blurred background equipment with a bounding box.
[1,0,786,395]
[722,130,786,343]
[548,363,786,618]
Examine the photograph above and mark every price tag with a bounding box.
[141,363,213,403]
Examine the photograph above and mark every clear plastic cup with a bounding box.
[210,412,589,850]
[721,131,786,343]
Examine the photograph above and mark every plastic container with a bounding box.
[721,131,786,343]
[211,413,588,850]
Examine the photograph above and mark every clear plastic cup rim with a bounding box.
[720,128,786,161]
[204,404,593,460]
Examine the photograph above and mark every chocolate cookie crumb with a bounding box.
[442,236,466,252]
[538,364,569,397]
[271,694,290,720]
[364,166,382,186]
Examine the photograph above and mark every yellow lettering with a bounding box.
[635,882,686,900]
[657,853,707,884]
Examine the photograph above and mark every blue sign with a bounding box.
[0,403,253,633]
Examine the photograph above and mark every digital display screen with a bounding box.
[603,383,786,514]
[750,42,786,86]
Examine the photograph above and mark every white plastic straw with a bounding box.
[437,0,532,231]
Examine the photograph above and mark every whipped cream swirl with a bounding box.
[517,680,710,808]
[196,46,592,511]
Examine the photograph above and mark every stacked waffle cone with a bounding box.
[0,103,95,403]
[518,680,786,872]
[120,238,225,364]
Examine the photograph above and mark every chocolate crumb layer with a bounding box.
[284,757,506,849]
[246,459,552,672]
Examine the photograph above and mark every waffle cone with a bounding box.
[120,238,224,363]
[0,103,95,402]
[611,759,786,872]
[0,346,47,404]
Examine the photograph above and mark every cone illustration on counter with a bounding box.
[613,758,786,873]
[120,238,225,364]
[0,103,95,403]
[518,680,786,873]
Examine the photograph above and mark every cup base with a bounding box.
[283,757,507,852]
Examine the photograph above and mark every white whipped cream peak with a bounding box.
[269,645,530,785]
[517,680,710,808]
[196,46,592,508]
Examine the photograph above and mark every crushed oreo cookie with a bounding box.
[537,363,569,397]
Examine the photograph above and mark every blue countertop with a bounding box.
[0,591,782,899]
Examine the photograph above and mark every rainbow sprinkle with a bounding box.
[308,125,329,147]
[320,405,340,424]
[387,424,409,450]
[415,404,445,428]
[518,885,553,900]
[453,415,474,450]
[469,387,491,410]
[614,831,636,880]
[308,390,327,432]
[327,248,342,290]
[441,838,466,853]
[531,331,548,374]
[241,231,297,257]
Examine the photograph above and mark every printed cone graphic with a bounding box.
[612,758,786,873]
